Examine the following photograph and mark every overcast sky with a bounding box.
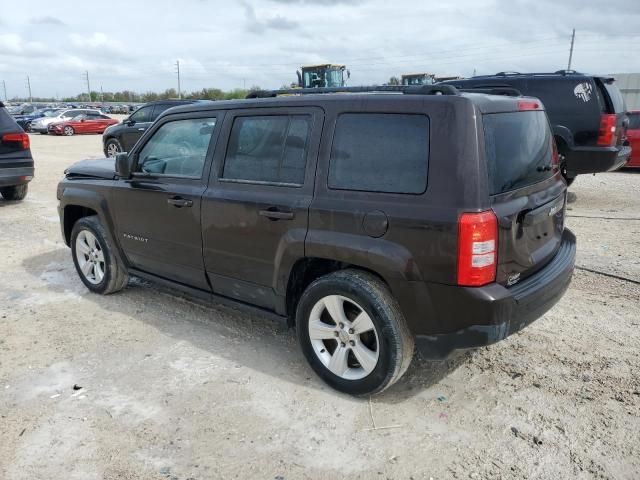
[1,0,639,99]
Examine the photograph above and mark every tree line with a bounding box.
[9,86,263,104]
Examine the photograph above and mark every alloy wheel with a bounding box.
[64,126,74,136]
[106,142,120,157]
[75,230,105,285]
[307,295,379,380]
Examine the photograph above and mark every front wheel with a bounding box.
[25,122,32,132]
[63,126,75,136]
[0,184,28,201]
[71,216,128,294]
[105,138,123,157]
[296,270,414,396]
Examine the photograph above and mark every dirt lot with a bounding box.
[1,133,639,480]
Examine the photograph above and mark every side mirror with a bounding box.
[115,152,133,178]
[125,117,135,126]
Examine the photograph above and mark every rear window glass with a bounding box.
[328,113,429,194]
[628,113,640,130]
[602,81,626,113]
[483,111,554,195]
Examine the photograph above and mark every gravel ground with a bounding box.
[1,133,639,480]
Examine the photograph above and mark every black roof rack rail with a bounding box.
[456,86,523,97]
[473,70,584,79]
[246,84,459,99]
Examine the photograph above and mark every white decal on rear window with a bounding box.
[573,82,592,102]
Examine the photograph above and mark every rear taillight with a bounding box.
[597,114,617,146]
[1,132,30,150]
[457,211,498,287]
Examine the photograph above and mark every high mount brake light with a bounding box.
[517,100,541,111]
[597,114,617,146]
[457,211,498,287]
[1,132,30,150]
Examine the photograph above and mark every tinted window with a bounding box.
[484,111,554,195]
[328,113,429,194]
[130,106,153,123]
[152,104,175,121]
[223,115,311,185]
[137,118,216,178]
[627,113,640,130]
[603,81,626,113]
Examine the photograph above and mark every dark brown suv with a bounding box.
[57,86,576,395]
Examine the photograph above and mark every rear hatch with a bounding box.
[483,104,567,286]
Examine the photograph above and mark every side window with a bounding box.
[151,104,173,121]
[222,115,311,185]
[137,117,217,178]
[130,106,152,123]
[328,113,429,194]
[628,113,640,130]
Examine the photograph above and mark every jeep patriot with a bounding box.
[57,85,576,395]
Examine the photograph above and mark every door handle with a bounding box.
[258,208,295,220]
[167,196,193,208]
[137,127,146,131]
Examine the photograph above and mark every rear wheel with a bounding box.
[296,270,414,396]
[71,216,128,294]
[0,184,28,201]
[24,122,32,132]
[105,138,122,157]
[63,126,75,136]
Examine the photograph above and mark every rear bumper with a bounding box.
[415,228,576,358]
[0,167,34,187]
[565,145,631,176]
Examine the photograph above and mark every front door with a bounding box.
[111,113,221,290]
[202,107,323,309]
[120,105,154,151]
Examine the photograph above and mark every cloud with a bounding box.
[243,2,299,34]
[270,0,361,4]
[0,33,51,58]
[68,32,132,60]
[30,16,65,26]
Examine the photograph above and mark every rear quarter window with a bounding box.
[627,113,640,130]
[484,111,554,195]
[328,113,429,194]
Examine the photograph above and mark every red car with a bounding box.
[626,110,640,168]
[48,113,119,136]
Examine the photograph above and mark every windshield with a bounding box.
[484,111,554,195]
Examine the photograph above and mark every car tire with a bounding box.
[25,122,32,133]
[105,138,123,157]
[296,269,414,396]
[63,126,75,136]
[71,215,129,295]
[0,184,28,201]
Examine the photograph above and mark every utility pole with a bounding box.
[83,71,92,102]
[567,28,575,70]
[100,85,104,103]
[175,60,182,99]
[26,76,32,103]
[2,80,7,102]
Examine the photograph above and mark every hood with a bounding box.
[64,158,116,180]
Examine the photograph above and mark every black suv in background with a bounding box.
[0,102,34,201]
[441,71,631,184]
[58,86,576,395]
[102,99,201,157]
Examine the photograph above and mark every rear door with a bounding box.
[202,107,322,310]
[483,106,567,286]
[627,112,640,166]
